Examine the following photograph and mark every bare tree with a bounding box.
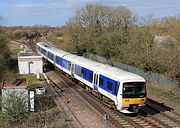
[0,15,6,26]
[66,4,135,57]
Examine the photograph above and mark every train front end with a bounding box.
[120,82,147,113]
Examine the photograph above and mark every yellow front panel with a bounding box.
[122,98,146,106]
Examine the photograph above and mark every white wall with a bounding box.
[30,60,43,74]
[18,59,43,74]
[19,61,29,74]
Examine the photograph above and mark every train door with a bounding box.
[71,63,75,77]
[116,82,122,110]
[93,73,99,91]
[53,55,56,65]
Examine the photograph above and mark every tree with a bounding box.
[0,16,6,26]
[0,16,10,78]
[65,5,180,79]
[66,4,135,57]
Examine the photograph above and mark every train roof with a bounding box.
[37,42,145,82]
[64,54,145,82]
[37,42,69,57]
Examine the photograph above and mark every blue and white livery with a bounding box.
[36,42,147,113]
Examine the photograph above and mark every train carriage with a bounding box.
[36,42,147,113]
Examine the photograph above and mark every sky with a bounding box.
[0,0,180,26]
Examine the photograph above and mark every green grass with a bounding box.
[147,82,180,105]
[2,71,39,89]
[16,74,38,88]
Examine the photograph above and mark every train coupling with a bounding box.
[121,104,143,113]
[129,104,139,113]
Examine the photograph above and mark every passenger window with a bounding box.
[114,82,118,95]
[62,60,71,70]
[67,63,70,70]
[107,81,113,91]
[81,69,86,78]
[89,73,93,82]
[75,65,81,76]
[48,52,54,60]
[41,49,46,55]
[56,56,62,66]
[99,77,104,86]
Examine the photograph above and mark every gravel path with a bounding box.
[46,71,108,128]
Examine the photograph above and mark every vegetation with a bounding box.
[1,5,179,80]
[7,41,21,55]
[0,16,11,79]
[19,107,67,128]
[0,16,67,127]
[147,82,180,106]
[16,74,38,88]
[0,90,67,128]
[1,91,29,126]
[66,4,180,80]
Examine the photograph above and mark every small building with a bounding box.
[18,52,43,75]
[1,78,34,112]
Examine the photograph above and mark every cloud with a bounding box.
[1,0,180,26]
[3,0,77,26]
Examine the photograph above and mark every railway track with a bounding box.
[146,98,180,117]
[29,37,41,51]
[51,70,180,128]
[52,70,142,128]
[139,99,180,128]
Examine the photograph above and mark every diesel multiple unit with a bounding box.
[36,42,147,113]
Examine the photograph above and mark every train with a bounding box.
[36,42,147,113]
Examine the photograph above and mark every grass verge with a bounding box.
[147,82,180,110]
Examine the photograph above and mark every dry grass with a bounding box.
[7,41,22,55]
[13,107,67,128]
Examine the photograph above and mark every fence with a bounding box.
[84,53,180,89]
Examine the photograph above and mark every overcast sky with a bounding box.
[0,0,180,26]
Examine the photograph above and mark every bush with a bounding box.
[2,91,29,125]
